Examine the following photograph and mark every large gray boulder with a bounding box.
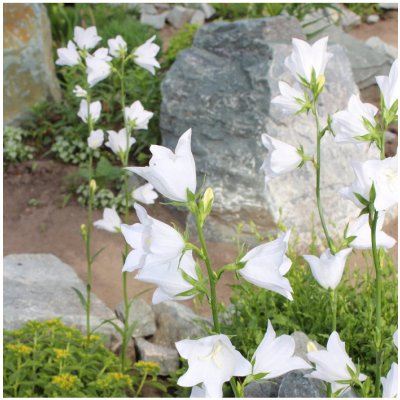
[3,4,60,124]
[3,254,120,342]
[160,17,378,244]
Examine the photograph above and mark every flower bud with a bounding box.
[307,341,318,353]
[316,74,325,94]
[202,187,214,215]
[80,224,87,240]
[89,179,97,193]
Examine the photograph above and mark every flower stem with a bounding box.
[370,208,382,397]
[85,91,94,346]
[135,371,148,397]
[313,104,335,254]
[195,215,220,333]
[119,56,133,372]
[329,289,337,332]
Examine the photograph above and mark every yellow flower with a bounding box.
[7,343,33,355]
[52,373,79,391]
[95,372,132,390]
[53,348,70,360]
[45,319,63,328]
[134,360,160,374]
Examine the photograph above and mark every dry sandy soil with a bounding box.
[3,12,398,316]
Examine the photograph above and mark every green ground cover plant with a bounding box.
[3,319,164,398]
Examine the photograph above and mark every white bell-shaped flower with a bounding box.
[303,248,352,290]
[239,231,294,300]
[133,35,160,75]
[261,134,302,183]
[121,203,185,272]
[285,36,332,84]
[307,331,367,394]
[93,207,121,233]
[339,156,398,211]
[136,251,197,304]
[332,94,378,145]
[176,334,251,398]
[126,129,197,202]
[73,26,101,50]
[56,40,80,67]
[252,320,310,379]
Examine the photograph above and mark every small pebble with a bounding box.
[366,14,380,23]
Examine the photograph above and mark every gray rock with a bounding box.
[140,11,169,30]
[379,3,398,10]
[338,5,362,31]
[278,369,326,397]
[367,14,380,23]
[160,17,379,244]
[167,6,195,29]
[303,12,392,89]
[3,254,119,342]
[152,301,210,348]
[291,332,324,361]
[190,10,206,25]
[366,36,397,59]
[3,4,61,124]
[244,379,283,398]
[140,3,158,15]
[135,337,179,375]
[115,298,157,338]
[201,3,216,19]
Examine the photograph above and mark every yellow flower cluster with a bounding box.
[7,343,33,355]
[52,373,79,391]
[53,348,70,360]
[134,360,160,374]
[95,372,132,390]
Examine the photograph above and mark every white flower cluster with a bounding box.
[56,26,398,398]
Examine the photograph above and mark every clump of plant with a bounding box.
[3,319,163,397]
[25,4,161,167]
[163,24,200,68]
[345,3,381,19]
[3,126,35,167]
[220,230,398,396]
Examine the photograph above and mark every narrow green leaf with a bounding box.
[71,287,87,309]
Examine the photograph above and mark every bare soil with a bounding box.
[3,13,398,317]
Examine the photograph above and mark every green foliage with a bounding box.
[3,319,166,398]
[163,24,200,68]
[345,3,380,18]
[3,319,131,397]
[51,135,100,165]
[213,3,339,21]
[221,236,398,396]
[3,126,35,166]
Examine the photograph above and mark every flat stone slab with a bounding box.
[3,254,119,341]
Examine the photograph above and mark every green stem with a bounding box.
[119,55,132,372]
[195,215,220,333]
[313,104,335,254]
[370,209,382,397]
[135,371,148,397]
[329,289,337,332]
[85,97,94,346]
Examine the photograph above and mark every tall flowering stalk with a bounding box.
[104,34,158,372]
[56,26,105,345]
[336,58,398,396]
[272,37,342,332]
